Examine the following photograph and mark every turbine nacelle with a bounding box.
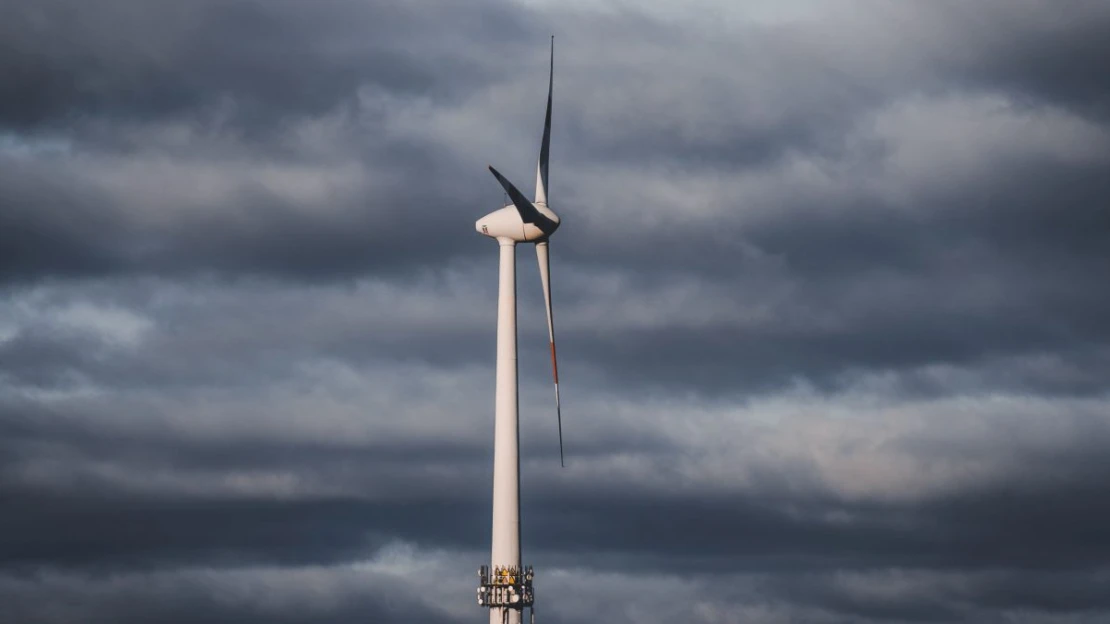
[476,203,560,242]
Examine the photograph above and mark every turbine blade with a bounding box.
[489,166,555,230]
[536,240,564,467]
[535,35,553,205]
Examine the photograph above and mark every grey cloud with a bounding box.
[0,0,531,131]
[0,558,467,624]
[3,0,1110,623]
[0,0,546,284]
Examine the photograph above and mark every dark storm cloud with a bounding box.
[767,568,1110,623]
[8,391,1110,575]
[0,0,528,130]
[4,1,1110,623]
[6,390,1110,623]
[1,0,1107,289]
[523,420,1110,577]
[557,115,1110,395]
[0,487,479,572]
[0,393,490,571]
[0,0,544,284]
[0,560,465,624]
[0,118,492,283]
[929,1,1110,118]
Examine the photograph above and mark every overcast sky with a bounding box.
[2,1,1110,622]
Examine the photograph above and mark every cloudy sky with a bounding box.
[2,1,1110,622]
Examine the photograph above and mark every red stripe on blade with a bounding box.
[549,342,559,384]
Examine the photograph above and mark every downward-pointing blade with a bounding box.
[489,166,556,232]
[536,240,564,467]
[535,35,553,205]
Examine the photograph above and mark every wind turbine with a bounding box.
[474,37,561,624]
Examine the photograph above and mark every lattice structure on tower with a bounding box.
[477,565,535,623]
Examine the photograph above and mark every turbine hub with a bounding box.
[476,204,560,242]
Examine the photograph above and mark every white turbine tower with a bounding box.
[474,37,561,624]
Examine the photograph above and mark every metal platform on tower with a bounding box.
[477,565,535,623]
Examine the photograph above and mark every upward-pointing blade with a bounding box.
[536,240,564,467]
[535,36,553,206]
[489,166,557,232]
